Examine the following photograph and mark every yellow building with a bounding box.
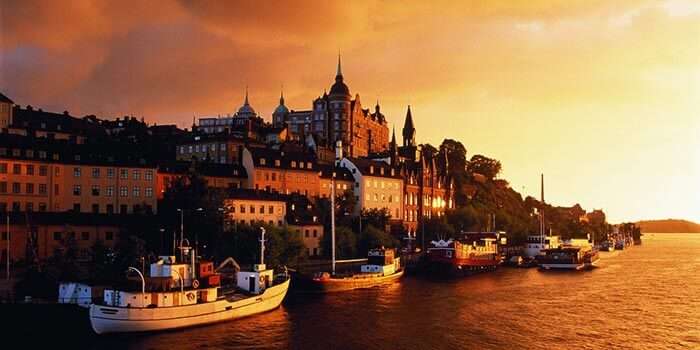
[223,190,287,227]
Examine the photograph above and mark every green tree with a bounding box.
[468,154,502,180]
[358,225,399,256]
[321,226,357,259]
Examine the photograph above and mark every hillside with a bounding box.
[636,219,700,233]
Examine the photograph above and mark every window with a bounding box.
[305,230,309,238]
[291,161,296,168]
[313,229,318,238]
[92,204,99,213]
[12,202,20,211]
[271,173,276,181]
[92,168,100,178]
[120,169,128,179]
[53,232,61,241]
[145,187,153,197]
[260,205,265,213]
[120,186,128,197]
[26,164,34,175]
[240,205,245,213]
[259,158,266,166]
[81,232,90,240]
[145,170,153,181]
[307,162,312,169]
[132,170,140,180]
[73,167,81,177]
[250,205,255,214]
[11,164,21,175]
[105,232,114,241]
[274,159,280,167]
[106,204,114,214]
[106,186,114,197]
[0,182,6,193]
[38,203,46,212]
[73,185,81,196]
[268,206,273,214]
[120,205,127,214]
[12,182,21,194]
[39,165,47,176]
[73,203,80,212]
[91,185,99,196]
[133,186,140,197]
[26,183,34,194]
[0,163,6,173]
[26,202,33,212]
[107,168,114,178]
[54,184,59,195]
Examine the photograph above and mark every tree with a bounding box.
[360,208,391,231]
[440,139,469,206]
[468,154,502,180]
[320,226,357,259]
[358,225,399,256]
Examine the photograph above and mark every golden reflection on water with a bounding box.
[89,234,700,350]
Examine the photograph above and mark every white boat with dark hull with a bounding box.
[88,228,290,334]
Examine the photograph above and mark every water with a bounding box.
[13,234,700,349]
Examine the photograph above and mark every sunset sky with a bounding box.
[1,0,698,223]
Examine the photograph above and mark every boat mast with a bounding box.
[540,173,545,247]
[259,227,266,265]
[331,140,342,275]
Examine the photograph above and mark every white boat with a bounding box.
[89,276,289,334]
[89,228,290,334]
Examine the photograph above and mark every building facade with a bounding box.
[339,158,404,220]
[223,190,287,227]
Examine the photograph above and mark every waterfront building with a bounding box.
[241,146,320,197]
[222,189,287,227]
[0,93,13,131]
[318,164,354,199]
[0,134,158,215]
[339,157,404,220]
[1,212,123,264]
[386,106,455,235]
[156,161,248,199]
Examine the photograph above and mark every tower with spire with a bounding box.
[402,105,416,148]
[272,87,289,127]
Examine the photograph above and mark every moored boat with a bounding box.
[88,230,290,334]
[426,232,502,275]
[295,248,404,293]
[538,245,598,270]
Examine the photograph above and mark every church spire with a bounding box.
[244,85,250,105]
[336,53,342,78]
[402,105,416,147]
[279,85,285,105]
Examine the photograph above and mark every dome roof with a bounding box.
[330,79,350,96]
[274,104,289,115]
[236,88,256,118]
[329,55,350,96]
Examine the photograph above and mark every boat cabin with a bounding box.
[236,264,274,295]
[361,248,400,276]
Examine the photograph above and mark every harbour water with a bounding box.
[10,233,700,349]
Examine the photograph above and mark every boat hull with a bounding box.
[89,279,289,334]
[294,270,404,293]
[539,263,585,270]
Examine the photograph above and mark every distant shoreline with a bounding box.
[636,219,700,234]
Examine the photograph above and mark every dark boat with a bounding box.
[538,245,599,270]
